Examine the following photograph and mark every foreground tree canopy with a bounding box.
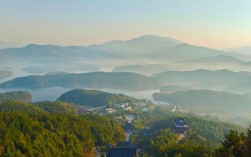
[132,106,246,157]
[0,101,125,157]
[0,101,249,157]
[215,126,251,157]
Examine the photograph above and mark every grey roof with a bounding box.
[106,142,136,157]
[117,142,136,148]
[106,148,136,157]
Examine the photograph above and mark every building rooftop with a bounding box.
[117,142,136,148]
[173,118,189,136]
[106,148,136,157]
[106,142,136,157]
[174,118,188,126]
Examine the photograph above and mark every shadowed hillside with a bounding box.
[153,90,251,116]
[0,72,159,91]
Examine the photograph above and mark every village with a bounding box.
[105,116,189,157]
[74,100,189,157]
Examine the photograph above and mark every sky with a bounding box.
[0,0,251,48]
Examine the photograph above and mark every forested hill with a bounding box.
[57,89,136,107]
[0,72,158,91]
[0,101,77,114]
[0,91,32,103]
[0,101,125,157]
[3,69,251,93]
[0,100,247,156]
[153,90,251,116]
[133,106,246,156]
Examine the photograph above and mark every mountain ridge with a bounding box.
[0,72,158,91]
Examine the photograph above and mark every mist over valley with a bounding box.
[1,35,251,122]
[2,1,251,156]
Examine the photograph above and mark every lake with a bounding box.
[0,87,159,102]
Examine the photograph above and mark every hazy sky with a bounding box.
[0,0,251,48]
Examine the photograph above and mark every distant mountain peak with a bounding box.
[24,43,60,48]
[138,34,183,43]
[103,34,183,45]
[24,44,38,48]
[100,34,184,57]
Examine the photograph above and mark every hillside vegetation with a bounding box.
[34,101,77,114]
[133,106,246,157]
[57,89,136,107]
[0,91,32,103]
[0,101,77,114]
[0,101,125,157]
[0,99,247,156]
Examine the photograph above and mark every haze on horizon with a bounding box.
[0,0,251,49]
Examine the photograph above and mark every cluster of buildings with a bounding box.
[76,100,148,116]
[105,103,133,114]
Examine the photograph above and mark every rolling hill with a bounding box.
[0,44,119,74]
[0,44,120,61]
[152,69,251,92]
[0,72,158,91]
[0,91,32,103]
[57,89,136,107]
[233,61,251,72]
[2,69,251,94]
[22,63,99,74]
[112,64,169,75]
[177,55,246,71]
[181,54,244,64]
[112,55,245,75]
[153,90,251,115]
[153,43,225,60]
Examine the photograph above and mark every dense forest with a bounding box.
[0,91,32,103]
[0,99,249,156]
[34,101,77,114]
[131,106,246,157]
[137,126,251,157]
[138,129,214,156]
[57,89,136,107]
[0,96,248,156]
[215,126,251,157]
[133,106,245,144]
[0,101,125,157]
